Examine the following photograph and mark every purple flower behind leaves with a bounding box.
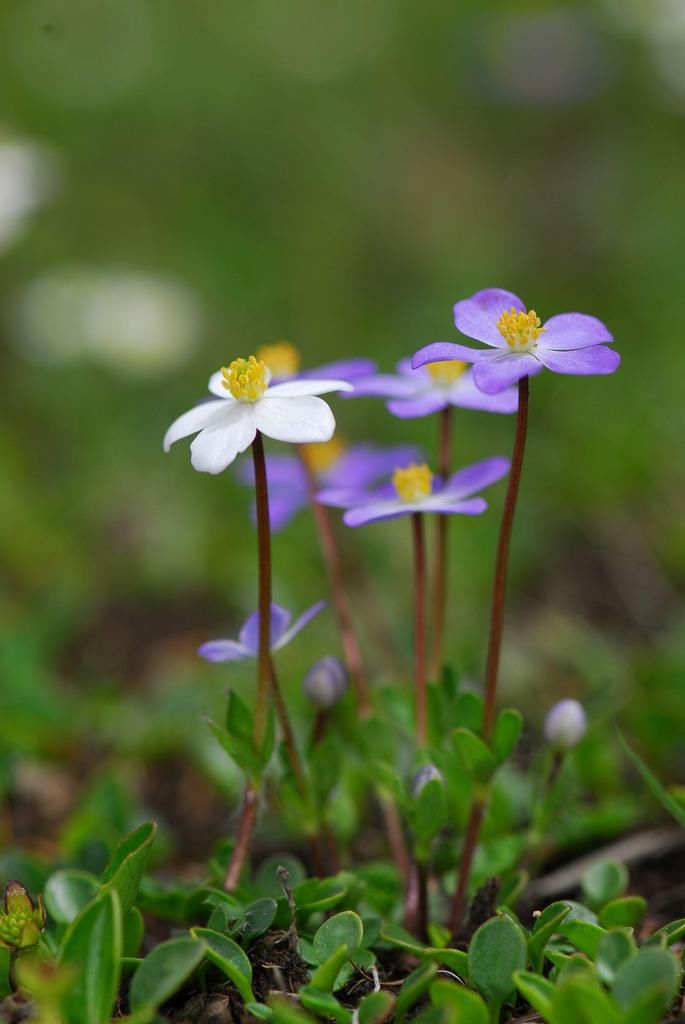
[412,288,619,395]
[199,601,325,663]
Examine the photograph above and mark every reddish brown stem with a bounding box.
[403,861,429,942]
[379,795,411,883]
[298,449,371,716]
[412,513,428,746]
[448,376,530,929]
[224,782,259,892]
[430,407,453,679]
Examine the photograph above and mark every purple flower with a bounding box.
[303,656,349,708]
[412,288,619,395]
[254,341,375,386]
[320,456,510,527]
[348,357,518,418]
[239,441,423,531]
[199,601,325,663]
[544,699,587,750]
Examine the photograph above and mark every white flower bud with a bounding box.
[412,764,444,797]
[303,657,348,709]
[544,699,587,751]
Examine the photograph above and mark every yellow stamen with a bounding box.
[496,307,545,351]
[393,463,433,503]
[426,360,467,385]
[302,436,346,475]
[221,355,268,402]
[256,341,300,378]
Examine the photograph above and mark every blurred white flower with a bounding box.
[14,268,203,374]
[0,133,59,250]
[544,699,587,751]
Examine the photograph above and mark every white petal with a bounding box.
[254,396,335,443]
[266,378,354,398]
[163,399,232,452]
[208,370,229,397]
[190,404,256,473]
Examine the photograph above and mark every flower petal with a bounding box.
[190,404,256,474]
[273,600,326,651]
[343,500,411,527]
[208,370,228,397]
[254,395,335,443]
[412,341,487,369]
[198,639,251,662]
[449,372,518,414]
[300,358,377,382]
[345,373,417,399]
[538,313,613,351]
[473,352,543,394]
[266,378,353,398]
[444,456,510,499]
[453,288,525,346]
[316,487,370,509]
[240,604,292,654]
[425,497,488,516]
[387,391,448,418]
[328,444,423,489]
[535,344,620,376]
[163,399,231,451]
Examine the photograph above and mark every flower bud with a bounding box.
[0,881,46,950]
[412,764,444,797]
[544,699,587,751]
[303,657,348,709]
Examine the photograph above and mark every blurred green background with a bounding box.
[1,0,684,859]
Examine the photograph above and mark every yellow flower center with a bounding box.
[393,463,433,503]
[256,341,300,378]
[496,307,545,351]
[302,436,346,475]
[221,355,268,402]
[425,360,467,385]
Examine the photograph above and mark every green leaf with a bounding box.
[580,861,628,909]
[358,990,395,1024]
[209,720,263,780]
[269,995,317,1024]
[618,731,685,827]
[612,947,680,1017]
[44,869,99,925]
[230,897,277,942]
[227,690,254,741]
[491,709,523,765]
[596,930,636,987]
[468,915,527,1010]
[599,896,647,929]
[123,906,145,958]
[191,926,255,1002]
[430,979,488,1024]
[100,822,157,913]
[528,901,571,972]
[246,1002,273,1021]
[395,961,438,1024]
[0,949,10,999]
[255,854,307,897]
[313,911,363,963]
[452,728,497,782]
[412,778,448,848]
[379,923,426,954]
[428,948,469,978]
[310,945,350,993]
[551,978,621,1024]
[647,918,685,947]
[58,889,122,1024]
[299,985,352,1024]
[514,970,555,1018]
[293,877,346,913]
[129,935,205,1011]
[455,692,484,733]
[559,919,606,959]
[379,925,469,979]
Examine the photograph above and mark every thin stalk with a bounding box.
[268,655,307,798]
[403,861,429,943]
[448,376,530,930]
[412,512,428,746]
[298,448,371,716]
[430,406,453,679]
[224,430,272,891]
[379,793,411,883]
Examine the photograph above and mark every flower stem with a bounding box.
[430,406,453,679]
[224,430,272,891]
[298,448,372,716]
[412,512,428,746]
[448,376,530,930]
[268,656,307,798]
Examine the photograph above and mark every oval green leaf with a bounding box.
[129,935,205,1011]
[58,889,122,1024]
[192,926,255,1002]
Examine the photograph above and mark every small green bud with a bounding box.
[0,881,47,950]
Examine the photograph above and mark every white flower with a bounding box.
[164,355,353,474]
[544,699,587,751]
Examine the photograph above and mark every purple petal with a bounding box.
[273,600,326,651]
[427,497,488,516]
[536,344,620,376]
[328,444,423,490]
[453,288,525,346]
[445,456,510,499]
[198,639,250,663]
[343,501,411,527]
[300,358,377,382]
[387,391,448,419]
[316,487,370,509]
[344,373,417,399]
[449,372,518,413]
[473,352,543,394]
[239,604,292,654]
[412,341,486,369]
[268,492,309,531]
[539,313,613,351]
